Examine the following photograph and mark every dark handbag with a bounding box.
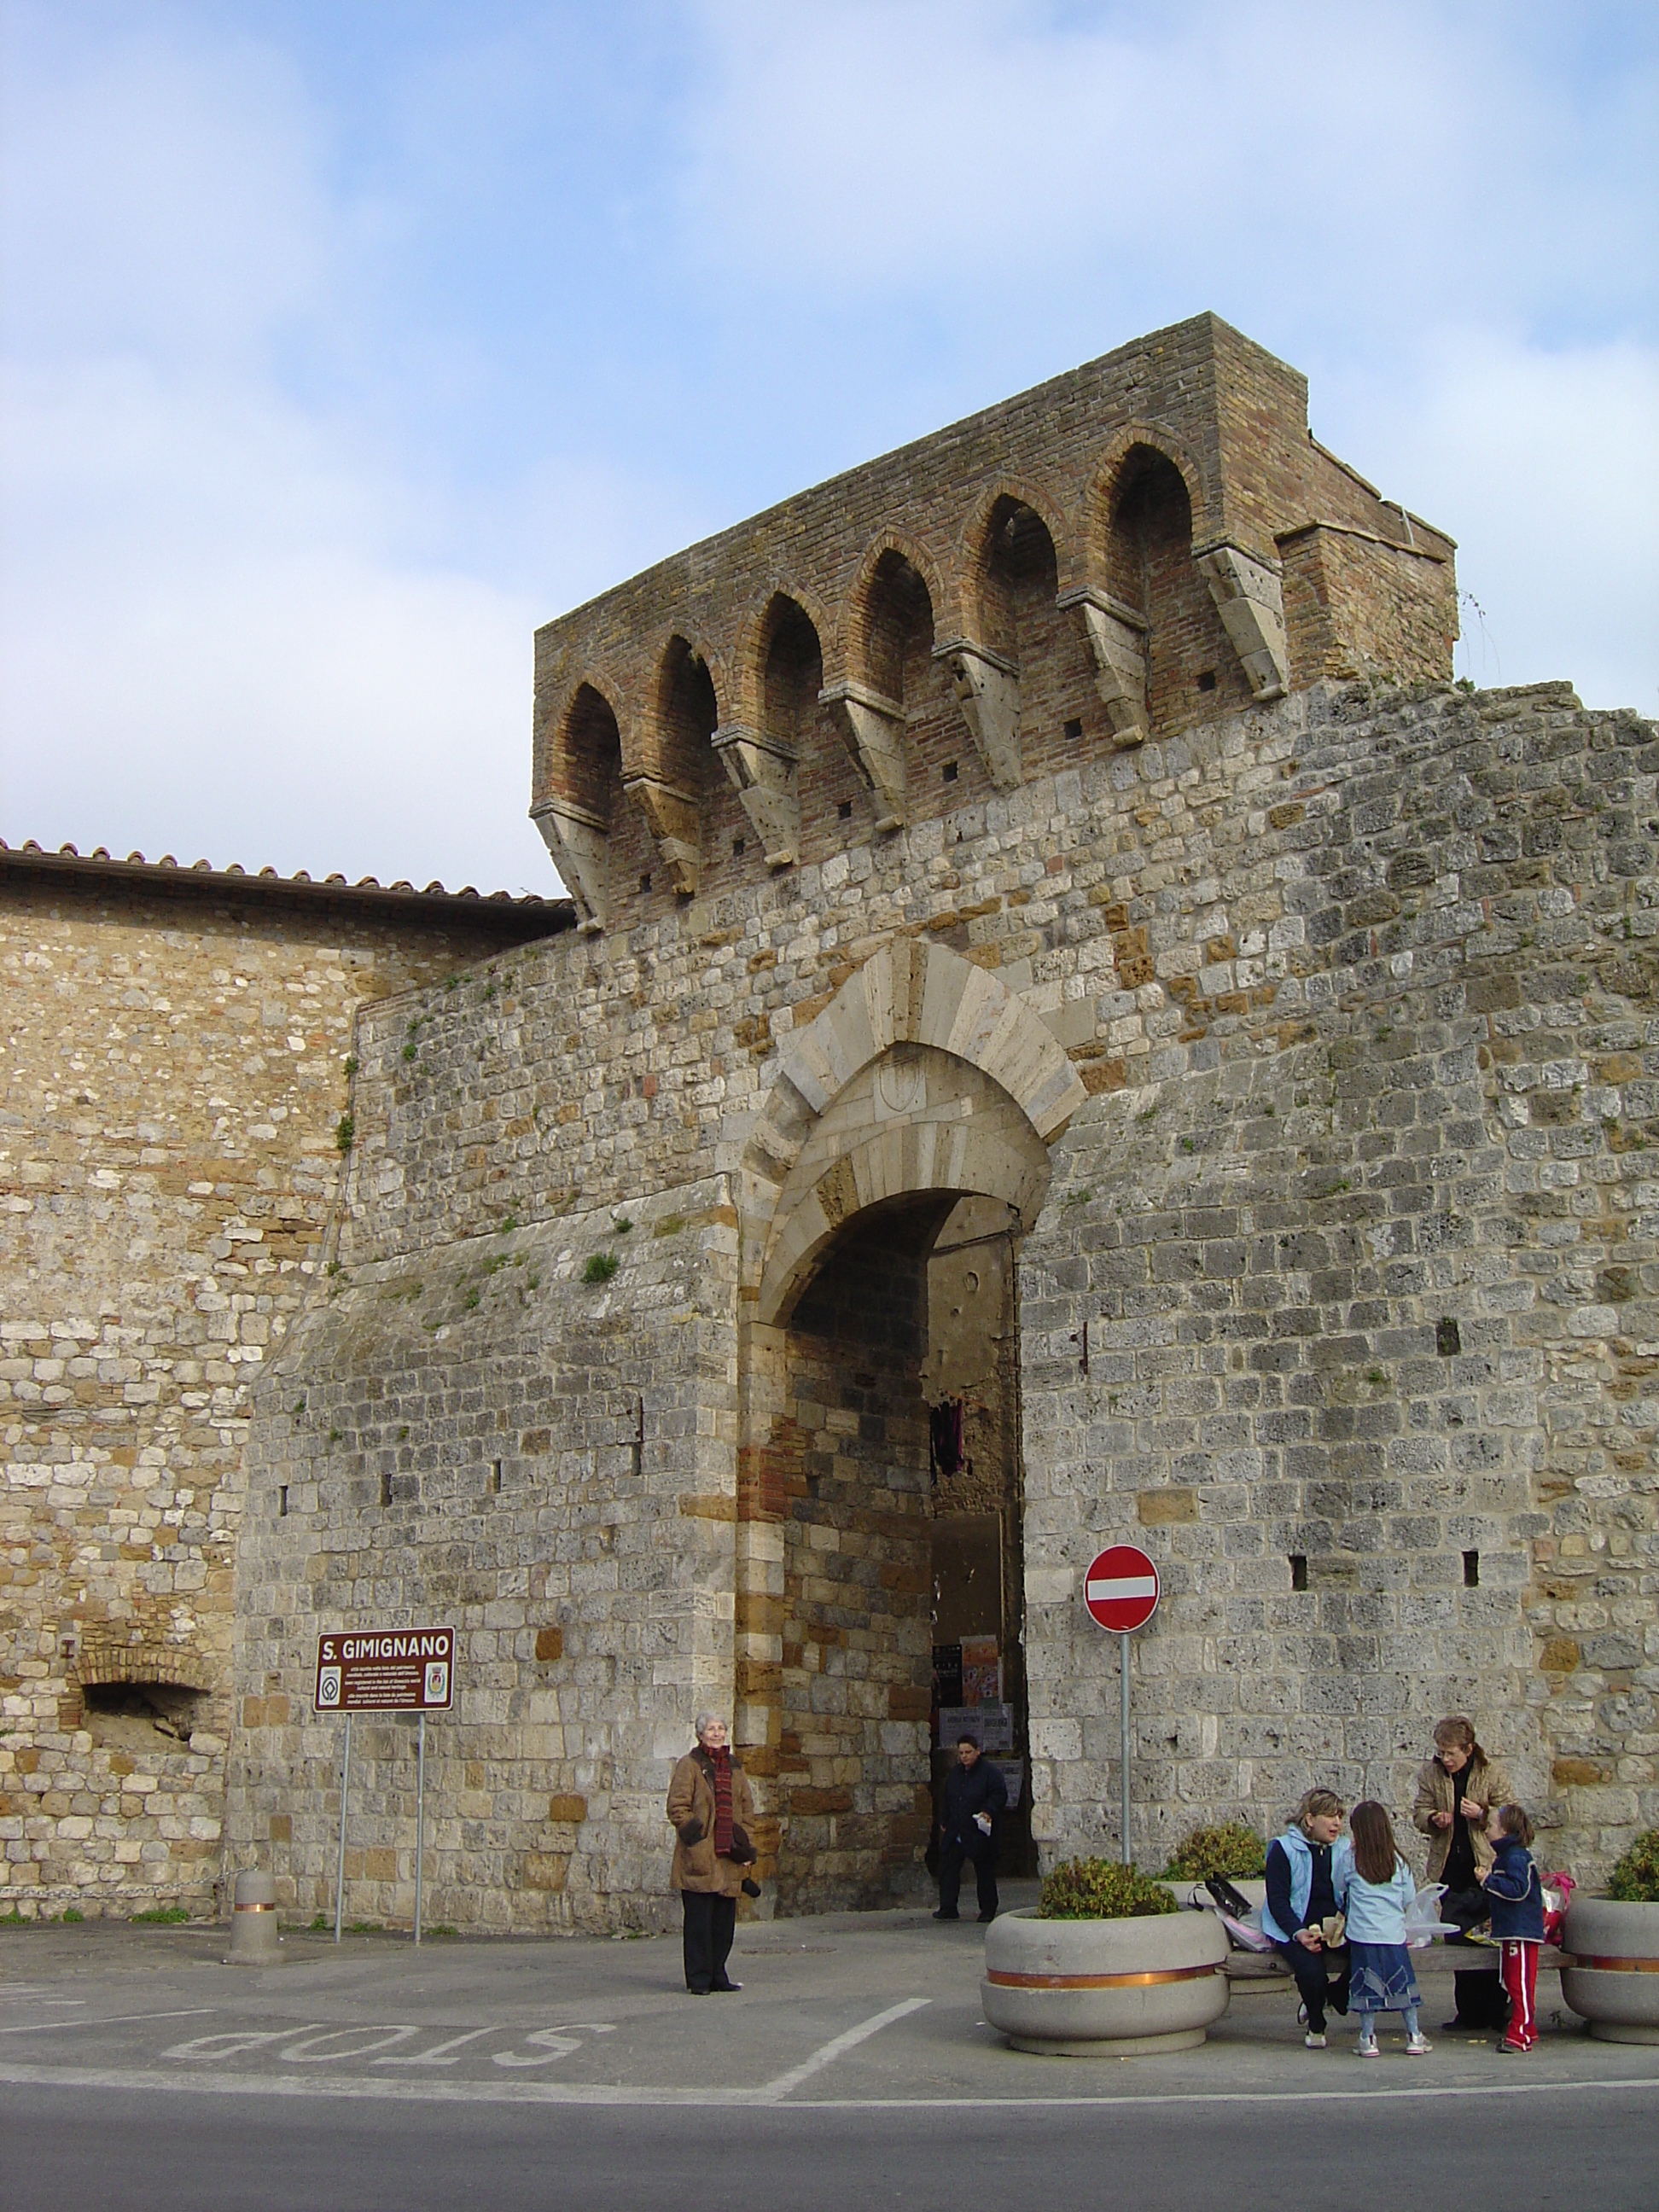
[1204,1875,1254,1919]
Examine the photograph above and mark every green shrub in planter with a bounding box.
[1038,1858,1178,1920]
[1607,1831,1659,1904]
[1161,1822,1267,1882]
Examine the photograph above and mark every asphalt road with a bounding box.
[4,1904,1656,2212]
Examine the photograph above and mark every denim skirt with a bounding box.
[1348,1940,1420,2013]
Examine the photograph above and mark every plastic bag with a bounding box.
[1404,1883,1464,1947]
[1214,1905,1273,1953]
[1541,1869,1575,1946]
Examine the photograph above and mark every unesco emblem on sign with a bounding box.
[317,1665,342,1708]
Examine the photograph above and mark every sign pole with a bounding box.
[414,1710,426,1947]
[334,1712,352,1945]
[1081,1545,1160,1870]
[1120,1630,1132,1866]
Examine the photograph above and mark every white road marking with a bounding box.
[0,2007,212,2038]
[375,2027,498,2067]
[1,2063,1656,2111]
[163,2026,325,2061]
[282,2026,422,2064]
[493,2023,616,2069]
[759,1998,932,2102]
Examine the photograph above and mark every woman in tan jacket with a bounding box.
[666,1713,759,1995]
[1412,1714,1516,2033]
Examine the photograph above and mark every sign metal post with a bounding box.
[414,1710,426,1947]
[334,1713,351,1944]
[1082,1545,1161,1865]
[315,1625,454,1945]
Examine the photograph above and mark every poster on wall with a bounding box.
[932,1643,963,1708]
[959,1635,1001,1707]
[938,1702,1015,1753]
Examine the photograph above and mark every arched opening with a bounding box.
[849,545,960,813]
[1105,447,1246,733]
[649,637,748,895]
[657,636,719,791]
[976,494,1058,662]
[756,594,859,863]
[761,596,823,745]
[534,682,647,930]
[862,548,934,705]
[80,1678,206,1755]
[969,493,1094,777]
[762,1179,1035,1912]
[558,681,624,824]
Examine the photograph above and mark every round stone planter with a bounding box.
[1561,1897,1659,2045]
[981,1906,1230,2056]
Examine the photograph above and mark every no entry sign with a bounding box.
[315,1626,455,1713]
[1083,1545,1160,1633]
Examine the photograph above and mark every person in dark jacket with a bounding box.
[934,1733,1007,1923]
[1481,1803,1545,2053]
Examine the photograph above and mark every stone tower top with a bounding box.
[531,313,1456,932]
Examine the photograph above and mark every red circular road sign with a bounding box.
[1083,1544,1160,1633]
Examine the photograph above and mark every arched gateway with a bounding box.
[731,942,1086,1907]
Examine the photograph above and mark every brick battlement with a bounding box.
[531,315,1455,934]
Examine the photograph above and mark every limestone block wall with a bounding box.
[0,859,563,1917]
[1020,682,1659,1888]
[224,673,1656,1926]
[230,1181,737,1931]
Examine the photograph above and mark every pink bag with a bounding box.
[1540,1869,1575,1945]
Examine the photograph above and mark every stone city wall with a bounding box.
[0,859,563,1917]
[233,672,1657,1925]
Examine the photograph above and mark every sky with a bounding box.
[3,2,1656,898]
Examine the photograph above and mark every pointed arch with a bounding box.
[954,475,1074,648]
[739,936,1086,1319]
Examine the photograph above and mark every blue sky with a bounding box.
[3,1,1656,894]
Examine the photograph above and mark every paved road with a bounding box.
[4,1907,1656,2209]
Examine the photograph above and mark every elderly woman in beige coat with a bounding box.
[667,1712,758,1995]
[1412,1714,1516,2033]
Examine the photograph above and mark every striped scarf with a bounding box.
[709,1745,734,1854]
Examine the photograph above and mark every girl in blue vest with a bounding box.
[1340,1800,1429,2055]
[1260,1789,1353,2048]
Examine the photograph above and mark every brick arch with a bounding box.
[953,474,1076,640]
[1085,423,1215,590]
[837,526,952,693]
[740,936,1087,1319]
[74,1638,216,1694]
[646,630,726,793]
[730,581,835,732]
[540,675,632,806]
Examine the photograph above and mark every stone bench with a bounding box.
[1223,1942,1571,1991]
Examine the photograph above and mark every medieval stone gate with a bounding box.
[7,314,1653,1928]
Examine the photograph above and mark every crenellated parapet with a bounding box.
[530,313,1457,930]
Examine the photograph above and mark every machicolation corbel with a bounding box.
[820,681,908,831]
[1195,541,1290,701]
[935,641,1022,791]
[1062,587,1150,747]
[712,723,800,869]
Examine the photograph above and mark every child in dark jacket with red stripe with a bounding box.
[1480,1803,1544,2052]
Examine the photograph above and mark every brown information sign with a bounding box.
[314,1627,454,1714]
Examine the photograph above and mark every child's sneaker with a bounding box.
[1305,2030,1326,2049]
[1355,2039,1379,2058]
[1406,2034,1432,2056]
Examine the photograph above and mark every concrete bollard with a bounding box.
[227,1868,281,1965]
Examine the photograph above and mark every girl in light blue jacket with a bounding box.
[1339,1800,1429,2056]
